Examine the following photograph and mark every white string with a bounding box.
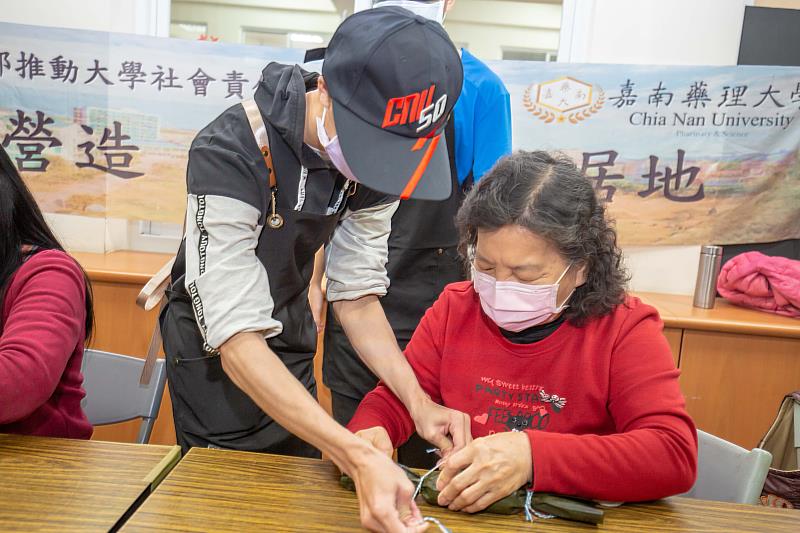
[524,489,555,521]
[413,462,442,501]
[411,459,451,532]
[421,516,452,533]
[416,456,553,525]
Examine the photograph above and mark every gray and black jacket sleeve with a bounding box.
[183,109,282,351]
[325,198,399,302]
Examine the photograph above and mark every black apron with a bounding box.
[162,204,340,454]
[161,85,350,454]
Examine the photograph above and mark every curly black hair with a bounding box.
[456,150,629,324]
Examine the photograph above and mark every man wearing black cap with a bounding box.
[159,7,467,531]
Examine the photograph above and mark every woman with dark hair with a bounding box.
[347,151,697,510]
[0,145,93,438]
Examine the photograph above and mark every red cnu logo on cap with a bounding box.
[381,84,448,133]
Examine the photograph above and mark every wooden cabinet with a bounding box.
[74,252,176,446]
[663,327,683,367]
[639,292,800,449]
[679,330,800,449]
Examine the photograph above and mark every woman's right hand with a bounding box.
[355,426,394,458]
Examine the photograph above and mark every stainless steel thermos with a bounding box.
[693,245,723,309]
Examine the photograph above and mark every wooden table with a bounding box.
[121,449,800,532]
[0,434,180,532]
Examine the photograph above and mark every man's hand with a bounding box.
[308,283,327,334]
[410,396,472,457]
[435,431,532,513]
[350,446,429,532]
[218,333,424,531]
[309,247,327,334]
[355,426,394,458]
[334,296,468,457]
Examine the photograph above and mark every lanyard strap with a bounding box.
[241,99,278,189]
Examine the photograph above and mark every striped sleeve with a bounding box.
[184,193,283,351]
[183,110,283,350]
[326,200,398,302]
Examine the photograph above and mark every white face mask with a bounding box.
[472,263,574,332]
[315,106,360,183]
[370,1,445,24]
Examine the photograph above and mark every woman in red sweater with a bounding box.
[348,151,697,512]
[0,146,93,439]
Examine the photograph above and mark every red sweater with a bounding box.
[0,249,92,439]
[349,282,697,502]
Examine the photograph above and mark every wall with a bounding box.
[559,0,757,294]
[171,0,562,60]
[170,0,340,43]
[754,0,800,7]
[445,0,562,60]
[559,0,749,66]
[0,0,169,36]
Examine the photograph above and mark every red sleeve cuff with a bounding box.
[347,407,390,436]
[526,430,569,493]
[346,386,415,447]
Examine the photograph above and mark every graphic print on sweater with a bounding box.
[472,376,567,434]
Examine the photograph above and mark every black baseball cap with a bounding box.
[322,6,463,200]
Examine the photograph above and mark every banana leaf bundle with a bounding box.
[339,465,604,525]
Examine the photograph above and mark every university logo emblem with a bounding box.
[523,77,605,124]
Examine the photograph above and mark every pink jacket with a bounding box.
[717,252,800,318]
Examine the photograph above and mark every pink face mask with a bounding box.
[472,264,573,332]
[316,106,360,184]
